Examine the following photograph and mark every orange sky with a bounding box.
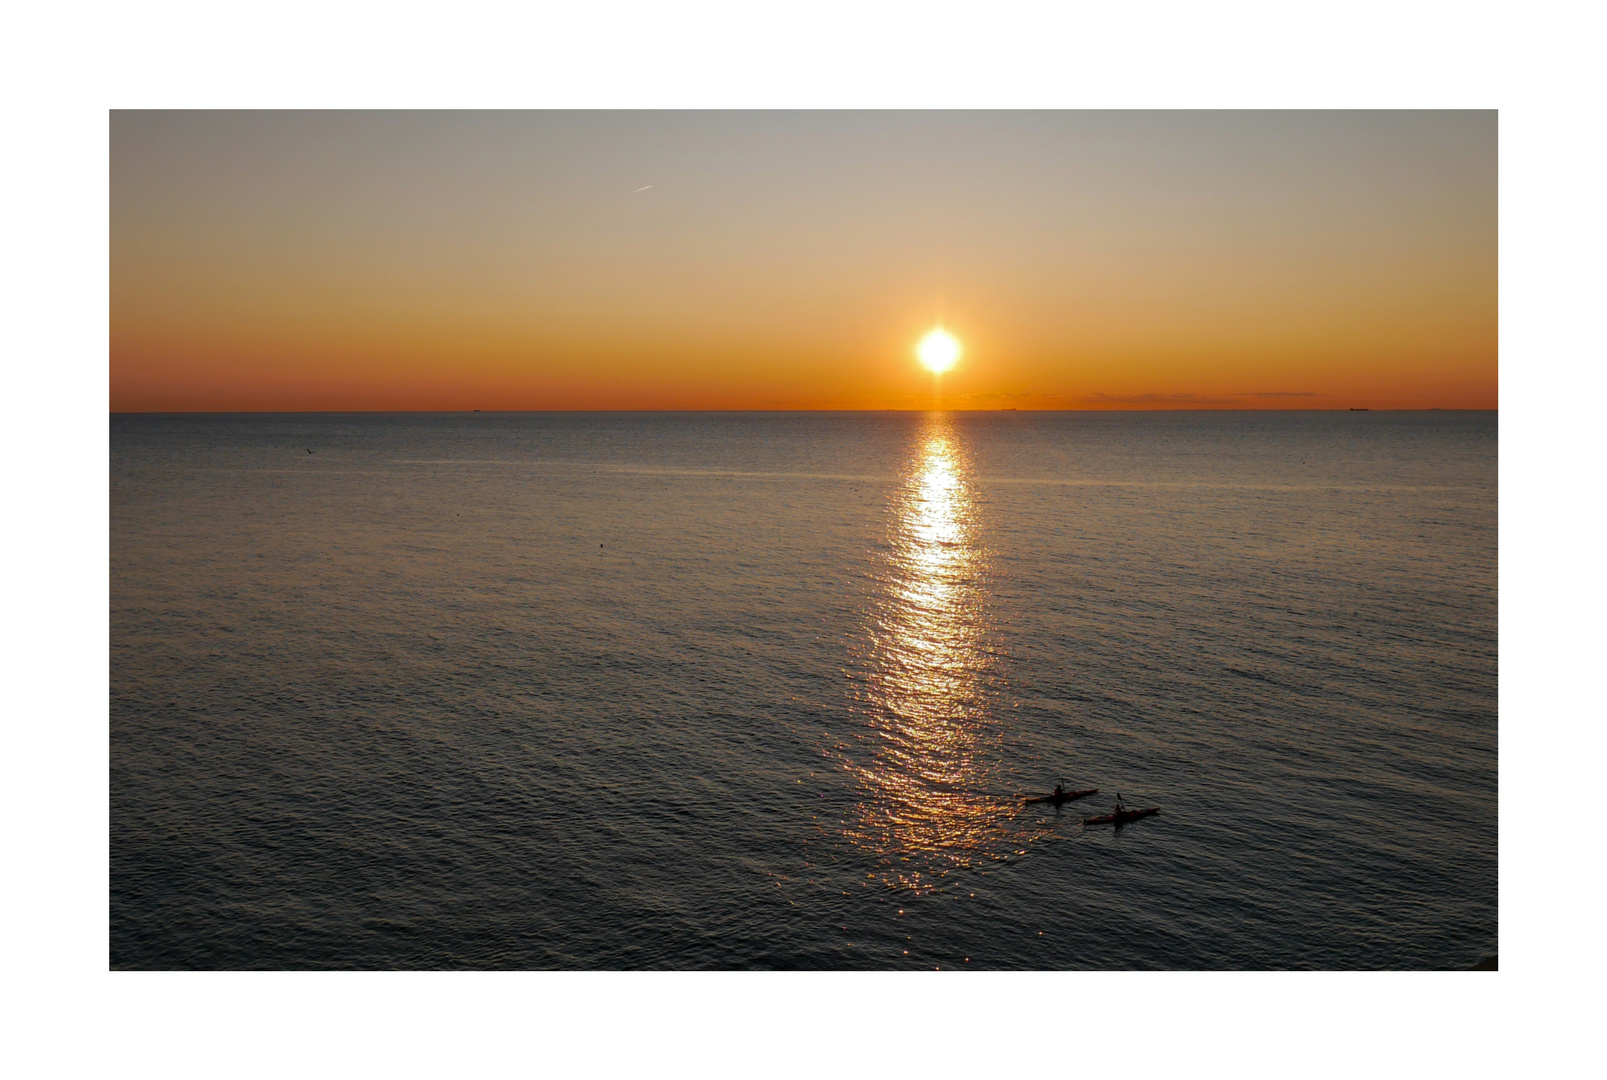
[111,111,1496,411]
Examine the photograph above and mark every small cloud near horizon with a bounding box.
[1081,392,1242,406]
[1081,391,1329,405]
[963,391,1057,403]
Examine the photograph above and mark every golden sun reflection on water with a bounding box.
[843,415,1046,891]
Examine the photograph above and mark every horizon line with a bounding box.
[110,406,1496,415]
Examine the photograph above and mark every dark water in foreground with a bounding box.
[111,411,1497,969]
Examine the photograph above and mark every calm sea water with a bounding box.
[110,411,1497,969]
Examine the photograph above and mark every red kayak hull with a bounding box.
[1024,788,1098,806]
[1083,807,1161,826]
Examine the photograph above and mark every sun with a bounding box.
[917,328,961,373]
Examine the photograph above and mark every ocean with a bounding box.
[110,411,1497,969]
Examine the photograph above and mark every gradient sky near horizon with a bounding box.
[111,111,1496,411]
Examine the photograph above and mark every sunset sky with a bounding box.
[110,111,1496,411]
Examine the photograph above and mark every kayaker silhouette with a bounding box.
[1053,782,1065,800]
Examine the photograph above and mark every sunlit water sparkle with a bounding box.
[842,418,1051,891]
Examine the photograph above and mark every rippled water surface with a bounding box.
[111,411,1497,968]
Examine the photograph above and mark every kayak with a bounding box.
[1024,788,1098,806]
[1083,807,1161,826]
